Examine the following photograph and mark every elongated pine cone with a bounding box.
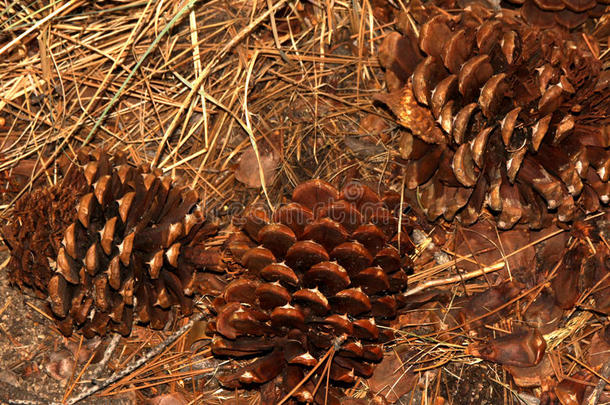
[2,149,219,337]
[2,159,89,297]
[505,0,609,29]
[377,7,609,229]
[210,180,416,403]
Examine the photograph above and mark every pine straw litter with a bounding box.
[0,0,609,404]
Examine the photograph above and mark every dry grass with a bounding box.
[0,0,394,217]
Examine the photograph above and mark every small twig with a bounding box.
[404,262,505,297]
[92,333,122,379]
[586,360,610,405]
[65,312,204,405]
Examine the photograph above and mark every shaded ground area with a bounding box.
[0,251,130,404]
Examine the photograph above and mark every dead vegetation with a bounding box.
[0,0,609,404]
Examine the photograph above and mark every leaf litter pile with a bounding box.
[0,0,608,404]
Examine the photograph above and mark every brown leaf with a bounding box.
[369,350,417,403]
[453,221,534,282]
[374,84,447,144]
[360,113,390,142]
[235,146,279,188]
[185,320,210,352]
[506,354,553,388]
[466,328,546,367]
[45,349,74,381]
[145,393,188,405]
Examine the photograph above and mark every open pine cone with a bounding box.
[2,157,89,297]
[505,0,609,29]
[2,149,219,337]
[377,7,609,229]
[211,180,416,402]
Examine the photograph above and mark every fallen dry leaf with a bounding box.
[465,328,546,368]
[235,145,279,188]
[506,354,554,388]
[45,349,74,381]
[145,393,188,405]
[359,113,390,142]
[452,221,535,284]
[368,348,417,403]
[588,327,610,369]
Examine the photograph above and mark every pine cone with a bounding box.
[2,149,219,337]
[377,7,609,229]
[505,0,609,29]
[2,158,89,297]
[211,180,416,402]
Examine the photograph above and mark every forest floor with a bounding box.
[0,1,608,404]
